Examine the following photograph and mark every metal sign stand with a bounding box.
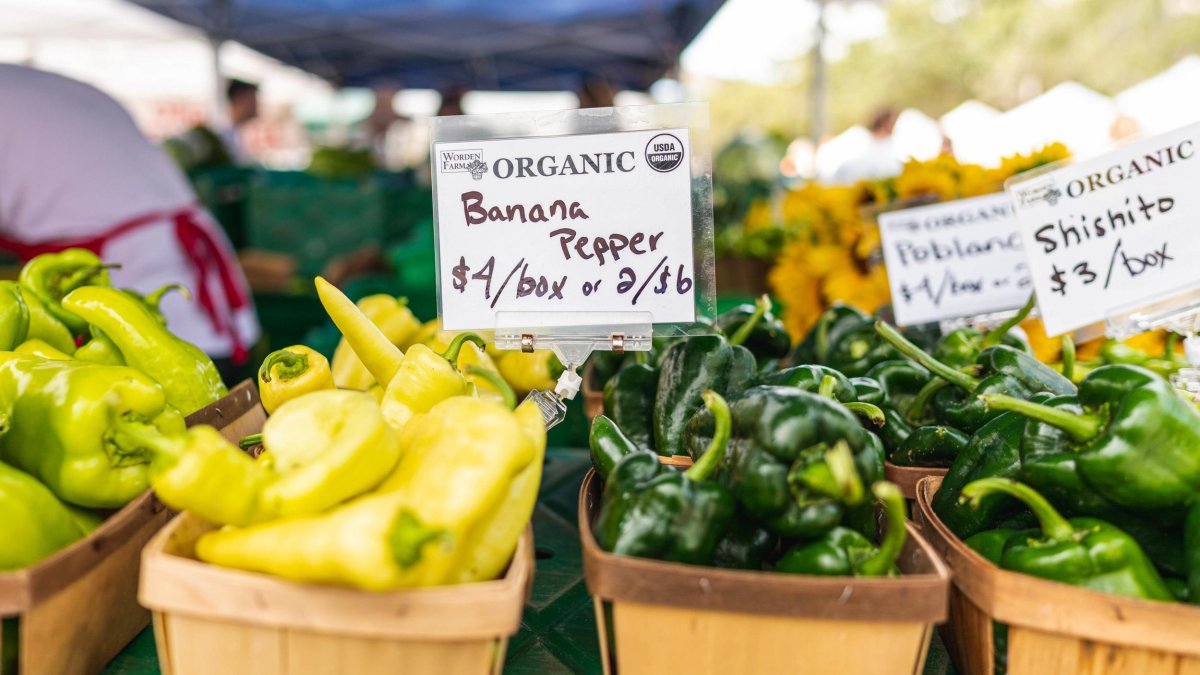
[495,310,654,428]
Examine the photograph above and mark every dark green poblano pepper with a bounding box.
[594,391,735,565]
[775,479,907,577]
[876,321,1074,433]
[685,386,883,539]
[961,478,1175,602]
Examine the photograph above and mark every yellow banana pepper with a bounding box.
[14,339,72,360]
[315,277,407,388]
[452,399,546,583]
[127,390,401,526]
[379,332,484,431]
[496,350,564,395]
[426,334,507,404]
[325,289,420,390]
[257,345,334,414]
[196,397,537,589]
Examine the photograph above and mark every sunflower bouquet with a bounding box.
[763,143,1071,341]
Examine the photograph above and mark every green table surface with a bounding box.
[101,448,957,675]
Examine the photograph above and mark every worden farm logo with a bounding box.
[440,149,484,175]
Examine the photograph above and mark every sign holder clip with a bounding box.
[1105,284,1200,392]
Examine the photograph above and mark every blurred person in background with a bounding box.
[834,107,902,183]
[437,87,467,117]
[223,78,260,163]
[0,64,260,382]
[578,77,616,109]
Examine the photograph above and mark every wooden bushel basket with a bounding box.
[0,380,259,675]
[914,475,1200,675]
[139,382,533,675]
[885,462,948,501]
[582,361,604,421]
[579,469,950,675]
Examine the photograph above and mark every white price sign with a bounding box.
[432,129,697,331]
[1008,122,1200,336]
[877,193,1031,326]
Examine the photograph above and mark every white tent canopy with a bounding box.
[1116,55,1200,136]
[939,99,1002,165]
[996,81,1117,158]
[892,108,943,162]
[0,0,329,137]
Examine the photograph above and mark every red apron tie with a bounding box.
[0,204,250,363]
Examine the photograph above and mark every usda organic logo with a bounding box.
[645,133,684,173]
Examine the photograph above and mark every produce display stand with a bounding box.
[141,515,532,675]
[139,380,533,675]
[0,381,256,675]
[914,476,1200,675]
[885,462,949,500]
[579,469,951,675]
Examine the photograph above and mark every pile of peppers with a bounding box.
[142,276,548,591]
[0,249,229,572]
[588,297,910,576]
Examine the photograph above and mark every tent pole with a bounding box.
[209,0,231,126]
[809,0,828,144]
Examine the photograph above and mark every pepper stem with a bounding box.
[825,441,865,505]
[439,332,486,366]
[982,394,1103,442]
[962,478,1075,541]
[845,401,886,427]
[389,510,446,569]
[818,374,837,399]
[907,377,951,421]
[982,293,1036,348]
[466,365,517,409]
[875,321,980,391]
[61,263,121,294]
[145,283,191,307]
[106,418,177,468]
[858,482,907,576]
[238,433,263,450]
[258,349,309,383]
[685,390,731,482]
[315,276,405,386]
[1061,335,1076,381]
[729,295,770,347]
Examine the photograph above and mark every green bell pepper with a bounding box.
[0,460,94,570]
[790,303,870,366]
[984,365,1200,510]
[775,481,906,577]
[654,334,731,457]
[686,386,883,538]
[890,425,970,468]
[589,413,650,480]
[931,402,1049,538]
[712,516,776,570]
[962,478,1175,602]
[932,294,1035,368]
[0,355,186,507]
[595,391,735,564]
[19,288,76,354]
[0,281,30,352]
[715,295,790,367]
[877,321,1074,433]
[602,354,657,452]
[19,248,114,336]
[61,285,227,415]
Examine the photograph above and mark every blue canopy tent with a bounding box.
[127,0,726,91]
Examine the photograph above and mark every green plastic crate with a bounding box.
[245,172,386,278]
